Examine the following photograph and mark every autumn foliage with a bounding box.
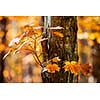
[0,16,95,83]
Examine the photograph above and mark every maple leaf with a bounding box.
[45,64,60,73]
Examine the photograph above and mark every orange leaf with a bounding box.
[49,57,61,62]
[52,32,64,38]
[80,64,93,77]
[45,64,60,73]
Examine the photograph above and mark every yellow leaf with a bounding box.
[64,61,80,75]
[64,61,70,65]
[71,61,77,65]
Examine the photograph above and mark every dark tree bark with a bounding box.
[50,16,78,61]
[41,16,78,83]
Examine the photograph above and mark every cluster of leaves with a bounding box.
[43,58,93,79]
[3,22,65,69]
[63,61,93,77]
[4,22,64,60]
[3,25,43,59]
[3,17,93,82]
[3,16,66,83]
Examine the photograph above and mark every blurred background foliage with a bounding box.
[77,16,100,82]
[0,16,100,83]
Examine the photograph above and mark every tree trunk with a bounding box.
[41,16,78,83]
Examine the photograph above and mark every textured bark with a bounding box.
[49,16,78,61]
[41,16,78,83]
